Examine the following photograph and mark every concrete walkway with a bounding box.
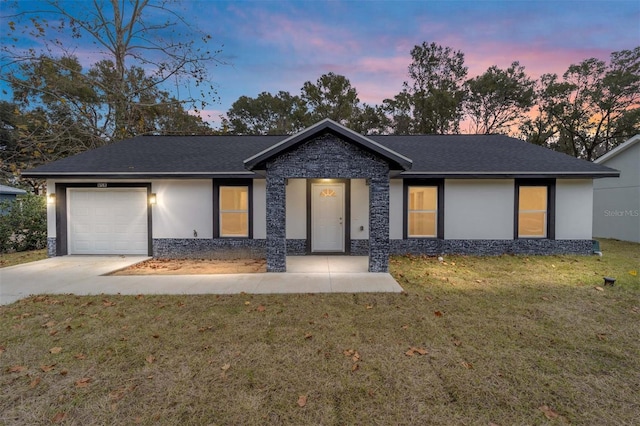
[0,256,403,305]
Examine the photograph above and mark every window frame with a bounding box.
[403,179,444,239]
[213,179,253,238]
[514,179,555,240]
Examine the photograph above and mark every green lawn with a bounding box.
[0,249,47,268]
[1,239,638,425]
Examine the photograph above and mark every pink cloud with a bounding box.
[188,108,225,126]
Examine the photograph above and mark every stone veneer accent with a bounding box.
[350,239,369,255]
[390,239,594,256]
[265,134,391,272]
[152,238,370,258]
[286,239,370,255]
[286,239,307,255]
[153,238,266,259]
[47,237,56,257]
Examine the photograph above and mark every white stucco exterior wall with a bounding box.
[286,179,307,239]
[152,180,213,238]
[593,140,640,243]
[444,180,514,240]
[351,179,369,239]
[253,179,266,239]
[389,179,404,239]
[555,179,593,240]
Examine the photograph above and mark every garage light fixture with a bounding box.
[47,193,56,204]
[149,193,157,205]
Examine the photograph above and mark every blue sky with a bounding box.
[1,0,639,126]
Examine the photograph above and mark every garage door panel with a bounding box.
[68,189,149,255]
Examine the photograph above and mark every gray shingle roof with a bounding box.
[0,184,27,195]
[23,132,619,179]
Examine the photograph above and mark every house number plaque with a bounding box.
[97,183,108,188]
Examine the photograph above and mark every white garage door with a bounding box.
[68,188,149,255]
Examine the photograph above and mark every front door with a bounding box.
[311,182,345,252]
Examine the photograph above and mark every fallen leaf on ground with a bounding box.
[595,286,604,292]
[297,395,307,407]
[256,305,266,312]
[8,365,26,373]
[74,353,86,360]
[42,320,56,328]
[434,311,443,317]
[30,377,41,388]
[630,270,637,276]
[453,339,462,346]
[51,412,67,423]
[75,377,92,387]
[538,405,559,419]
[460,361,473,369]
[343,349,355,357]
[41,364,56,372]
[49,347,62,354]
[221,363,230,371]
[405,347,428,356]
[352,351,361,362]
[244,301,251,305]
[146,355,156,364]
[366,305,373,309]
[0,346,5,355]
[596,333,607,341]
[102,299,116,307]
[401,324,409,329]
[351,363,359,372]
[304,333,313,340]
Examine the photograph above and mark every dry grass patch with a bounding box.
[111,258,266,275]
[0,249,47,268]
[1,239,638,425]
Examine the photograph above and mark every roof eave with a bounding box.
[594,134,640,164]
[396,171,621,179]
[21,171,260,179]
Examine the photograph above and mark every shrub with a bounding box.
[0,193,47,253]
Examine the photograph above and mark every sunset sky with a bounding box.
[2,0,639,126]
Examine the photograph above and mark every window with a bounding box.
[515,180,555,239]
[214,180,252,238]
[404,180,443,239]
[219,186,249,237]
[408,187,438,237]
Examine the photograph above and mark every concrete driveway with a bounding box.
[0,256,403,305]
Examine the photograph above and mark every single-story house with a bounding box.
[0,184,27,202]
[22,119,619,272]
[593,135,640,243]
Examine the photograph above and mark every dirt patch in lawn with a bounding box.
[111,258,266,275]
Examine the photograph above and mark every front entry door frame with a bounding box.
[307,179,350,254]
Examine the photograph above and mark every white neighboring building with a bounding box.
[593,135,640,243]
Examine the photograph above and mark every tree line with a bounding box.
[223,43,640,161]
[1,1,638,192]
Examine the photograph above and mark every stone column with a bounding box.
[368,175,390,272]
[265,174,287,272]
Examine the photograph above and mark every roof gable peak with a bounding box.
[243,119,412,171]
